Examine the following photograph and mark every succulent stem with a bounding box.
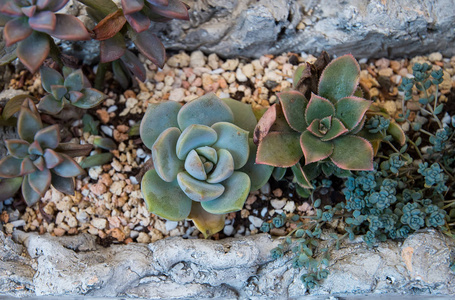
[94,62,109,91]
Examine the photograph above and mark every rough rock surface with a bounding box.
[151,0,455,59]
[1,229,454,298]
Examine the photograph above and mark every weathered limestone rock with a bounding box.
[1,229,454,298]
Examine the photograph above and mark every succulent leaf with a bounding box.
[18,101,43,142]
[16,31,50,73]
[151,127,184,182]
[28,140,44,156]
[120,50,147,82]
[100,33,126,63]
[43,148,64,169]
[122,0,144,14]
[51,172,75,195]
[0,156,23,178]
[142,169,192,221]
[320,118,348,141]
[52,153,85,177]
[79,153,114,169]
[93,137,116,151]
[0,177,23,202]
[28,168,51,196]
[147,0,189,20]
[330,135,373,170]
[300,130,334,165]
[64,69,85,91]
[335,96,371,130]
[72,88,107,109]
[42,14,90,40]
[318,54,360,103]
[206,149,234,183]
[239,139,273,191]
[6,139,30,158]
[202,171,251,214]
[291,163,313,189]
[187,201,225,239]
[21,157,37,175]
[305,93,335,126]
[195,146,217,164]
[51,84,68,100]
[177,93,234,131]
[33,156,45,171]
[40,66,64,93]
[22,174,41,206]
[221,98,257,137]
[176,124,217,160]
[43,0,70,12]
[140,101,181,149]
[387,121,406,146]
[38,94,63,114]
[125,11,151,33]
[92,9,126,40]
[184,149,207,181]
[256,132,303,168]
[34,125,60,149]
[278,90,308,132]
[130,28,165,68]
[177,171,225,202]
[28,11,56,31]
[211,122,249,169]
[67,91,83,104]
[4,17,33,46]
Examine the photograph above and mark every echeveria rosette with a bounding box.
[140,94,273,238]
[0,99,85,205]
[38,66,107,114]
[0,0,91,73]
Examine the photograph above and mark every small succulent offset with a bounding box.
[38,66,107,114]
[0,0,91,72]
[0,99,85,205]
[140,93,272,237]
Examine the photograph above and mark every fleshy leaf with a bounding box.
[211,122,249,169]
[43,0,70,12]
[177,93,234,131]
[293,64,307,88]
[55,143,93,157]
[184,149,206,181]
[176,124,217,160]
[256,132,302,168]
[177,171,224,202]
[335,97,371,130]
[22,174,41,206]
[100,33,126,63]
[43,14,90,40]
[17,31,50,73]
[291,163,313,189]
[51,172,75,195]
[147,0,189,20]
[38,94,63,114]
[6,140,30,158]
[33,156,45,171]
[307,119,325,138]
[72,88,107,109]
[272,167,286,181]
[51,84,68,100]
[122,0,144,14]
[120,50,147,82]
[188,202,225,239]
[0,177,23,202]
[140,101,181,149]
[28,140,43,156]
[278,90,308,132]
[195,146,217,164]
[4,17,33,46]
[300,130,334,165]
[318,54,360,103]
[43,148,63,169]
[221,98,257,137]
[92,9,126,40]
[387,121,406,146]
[239,139,273,191]
[20,157,36,175]
[112,60,129,89]
[18,102,43,142]
[40,66,64,93]
[0,156,23,178]
[64,69,85,91]
[202,171,250,214]
[320,117,348,141]
[67,90,83,104]
[330,135,373,170]
[130,28,166,68]
[206,149,234,183]
[151,127,183,182]
[52,153,85,177]
[28,11,56,31]
[305,93,335,126]
[28,168,51,196]
[93,137,116,151]
[142,169,192,221]
[125,11,151,33]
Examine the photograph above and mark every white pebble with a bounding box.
[248,215,263,228]
[130,230,139,239]
[165,220,178,232]
[10,220,26,228]
[260,182,271,194]
[91,218,107,230]
[76,211,89,223]
[236,68,248,82]
[271,199,286,210]
[283,201,296,213]
[261,207,268,217]
[129,176,139,185]
[210,68,224,74]
[107,105,118,113]
[169,88,185,101]
[249,224,256,232]
[100,125,113,137]
[237,225,245,234]
[190,50,206,68]
[136,148,146,159]
[223,225,234,236]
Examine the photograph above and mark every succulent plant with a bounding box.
[140,93,272,237]
[0,0,90,73]
[38,66,107,114]
[255,55,375,186]
[0,99,85,205]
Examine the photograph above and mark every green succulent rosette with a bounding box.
[140,93,273,238]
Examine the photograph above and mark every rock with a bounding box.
[167,52,191,68]
[429,52,443,62]
[223,225,234,236]
[235,68,248,82]
[207,53,220,70]
[91,218,107,230]
[271,199,286,210]
[248,216,263,228]
[169,88,186,101]
[189,50,206,68]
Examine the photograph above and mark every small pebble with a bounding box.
[248,216,263,228]
[223,225,234,236]
[165,220,179,232]
[91,218,107,230]
[271,199,286,210]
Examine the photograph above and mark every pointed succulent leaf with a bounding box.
[125,11,151,33]
[272,167,286,181]
[177,171,225,202]
[40,66,64,93]
[142,169,192,221]
[130,28,166,68]
[293,64,307,88]
[291,163,313,189]
[4,17,33,46]
[21,6,36,18]
[51,172,75,195]
[202,171,250,214]
[147,0,169,5]
[0,1,22,16]
[79,152,113,169]
[2,94,36,121]
[300,130,334,165]
[0,11,12,26]
[122,0,144,14]
[335,96,371,130]
[188,202,225,239]
[330,135,373,170]
[152,127,184,182]
[92,9,126,41]
[321,118,348,141]
[34,125,60,150]
[184,149,207,181]
[28,11,56,31]
[0,177,23,202]
[140,101,181,149]
[55,143,93,157]
[43,148,64,169]
[28,140,43,156]
[64,69,85,91]
[20,157,36,175]
[176,124,217,160]
[33,156,45,171]
[51,84,68,100]
[0,156,23,178]
[350,115,366,134]
[239,139,273,191]
[253,103,291,144]
[221,98,257,137]
[93,137,116,151]
[278,90,308,132]
[42,0,70,12]
[307,119,325,138]
[305,93,335,126]
[112,60,129,89]
[72,88,107,109]
[67,91,83,103]
[22,174,41,206]
[177,93,234,131]
[100,34,126,63]
[17,31,50,73]
[0,42,18,66]
[120,50,147,82]
[206,149,234,183]
[147,0,189,20]
[318,54,360,103]
[256,132,302,168]
[211,122,249,169]
[18,101,43,142]
[28,168,51,196]
[38,94,63,114]
[387,121,406,146]
[195,146,217,164]
[52,153,85,177]
[6,140,30,158]
[42,14,90,40]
